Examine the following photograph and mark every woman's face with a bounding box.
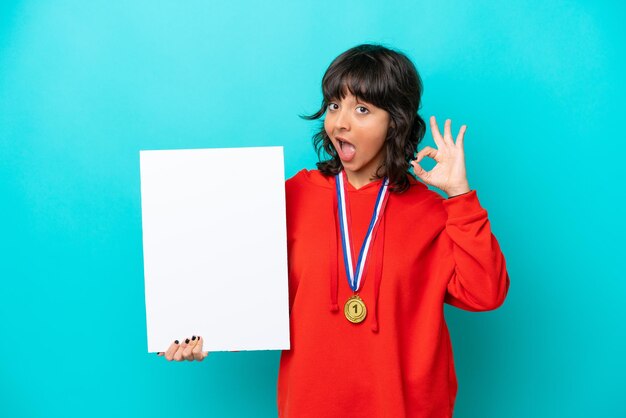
[324,92,391,187]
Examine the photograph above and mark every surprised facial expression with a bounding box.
[324,92,391,185]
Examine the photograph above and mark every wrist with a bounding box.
[446,184,471,198]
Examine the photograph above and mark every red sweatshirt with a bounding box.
[277,169,510,418]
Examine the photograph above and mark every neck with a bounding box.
[344,169,378,190]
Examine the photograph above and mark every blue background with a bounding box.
[1,1,624,417]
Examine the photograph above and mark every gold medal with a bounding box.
[344,294,367,323]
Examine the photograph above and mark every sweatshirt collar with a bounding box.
[302,168,420,192]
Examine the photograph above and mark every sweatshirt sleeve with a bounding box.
[441,189,510,311]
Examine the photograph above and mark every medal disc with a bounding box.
[344,295,367,323]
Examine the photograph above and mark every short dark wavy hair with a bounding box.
[300,43,427,193]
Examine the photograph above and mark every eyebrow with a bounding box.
[328,96,371,105]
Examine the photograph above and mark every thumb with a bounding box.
[411,160,428,179]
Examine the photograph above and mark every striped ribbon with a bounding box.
[335,170,390,292]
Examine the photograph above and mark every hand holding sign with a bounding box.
[157,335,210,362]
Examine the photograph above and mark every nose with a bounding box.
[334,105,350,131]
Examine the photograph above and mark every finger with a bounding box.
[429,116,445,148]
[193,336,210,361]
[165,340,180,361]
[411,161,433,184]
[183,335,198,361]
[410,160,428,179]
[173,338,188,362]
[429,116,442,138]
[414,146,438,163]
[455,124,467,148]
[443,119,454,146]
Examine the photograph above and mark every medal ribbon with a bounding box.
[335,170,390,292]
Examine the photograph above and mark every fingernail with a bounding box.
[185,338,190,344]
[175,340,179,344]
[192,335,196,340]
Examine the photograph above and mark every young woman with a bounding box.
[159,43,510,418]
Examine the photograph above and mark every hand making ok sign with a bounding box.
[411,116,472,197]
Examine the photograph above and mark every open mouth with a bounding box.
[337,138,356,161]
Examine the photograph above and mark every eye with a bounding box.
[327,102,339,111]
[356,106,369,114]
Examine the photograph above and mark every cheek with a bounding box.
[375,122,390,145]
[368,132,388,157]
[325,120,334,140]
[369,122,389,145]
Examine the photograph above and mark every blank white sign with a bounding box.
[139,146,290,353]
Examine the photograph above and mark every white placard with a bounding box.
[140,146,290,353]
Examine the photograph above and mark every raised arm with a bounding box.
[441,190,510,311]
[412,116,510,311]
